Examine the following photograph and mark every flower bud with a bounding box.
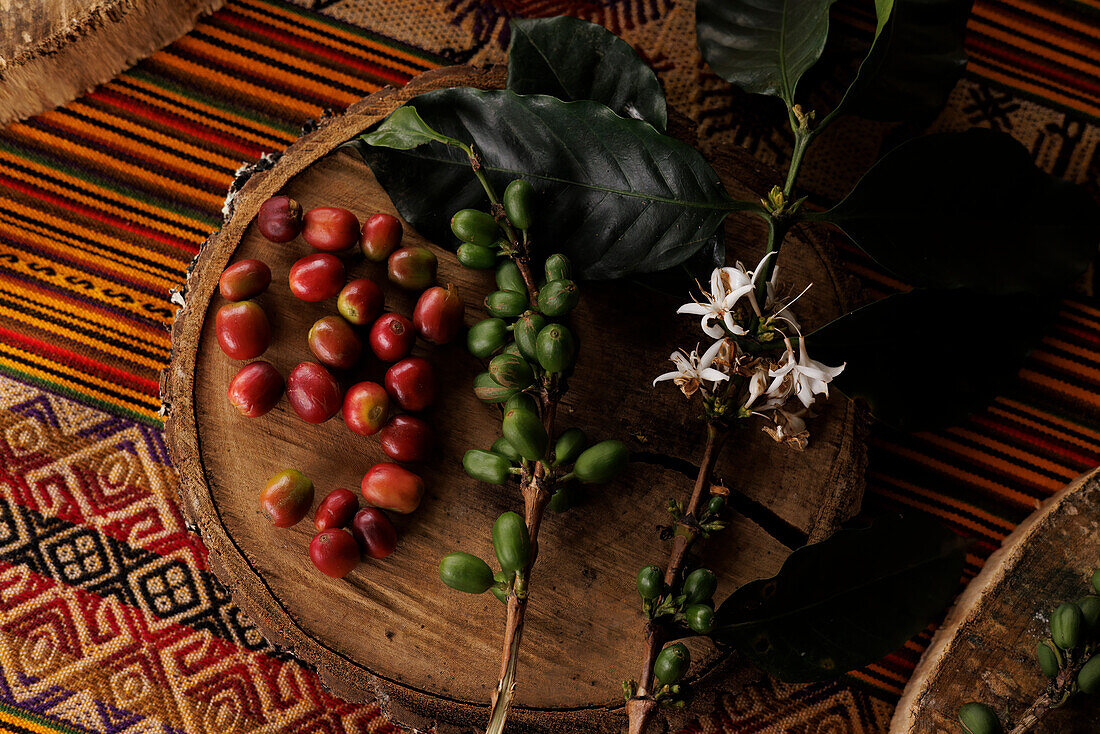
[535,323,577,374]
[683,568,717,606]
[457,243,497,270]
[503,179,535,230]
[439,552,495,594]
[958,702,1002,734]
[467,318,509,359]
[450,209,499,247]
[489,353,535,389]
[654,643,690,685]
[492,511,531,575]
[502,407,548,462]
[572,440,628,484]
[485,290,529,318]
[636,565,662,600]
[1051,602,1083,650]
[537,279,579,316]
[552,428,586,467]
[463,449,512,485]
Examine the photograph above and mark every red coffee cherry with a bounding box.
[351,507,398,559]
[219,259,271,301]
[309,529,359,578]
[342,381,390,436]
[227,361,283,417]
[257,196,303,243]
[413,284,464,345]
[314,488,359,531]
[369,313,415,362]
[215,301,271,360]
[260,469,313,527]
[337,278,384,326]
[303,206,359,252]
[289,253,345,302]
[387,246,437,291]
[286,362,341,424]
[308,316,362,370]
[361,462,425,514]
[360,213,403,262]
[379,414,434,463]
[384,357,437,412]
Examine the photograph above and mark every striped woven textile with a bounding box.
[0,0,1097,732]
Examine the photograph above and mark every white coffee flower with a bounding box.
[768,335,845,409]
[653,339,728,397]
[676,253,775,337]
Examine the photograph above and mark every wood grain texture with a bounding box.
[892,467,1100,734]
[0,0,224,124]
[163,65,867,733]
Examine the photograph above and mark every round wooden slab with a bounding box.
[891,467,1100,734]
[163,65,866,733]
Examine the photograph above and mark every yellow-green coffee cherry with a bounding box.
[685,604,715,634]
[552,428,586,467]
[467,318,509,358]
[683,568,717,605]
[535,323,577,374]
[637,565,663,600]
[450,209,499,247]
[654,643,690,685]
[958,703,1002,734]
[492,436,522,461]
[544,253,571,282]
[514,311,547,361]
[457,243,497,269]
[502,407,548,461]
[537,279,579,316]
[489,353,534,389]
[463,449,512,484]
[492,511,531,574]
[496,261,527,294]
[1079,654,1100,694]
[485,290,528,318]
[1037,640,1061,678]
[572,440,628,483]
[474,371,518,403]
[439,552,494,594]
[1079,596,1100,631]
[1051,602,1083,650]
[503,179,535,230]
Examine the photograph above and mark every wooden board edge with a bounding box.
[0,0,226,125]
[889,466,1100,733]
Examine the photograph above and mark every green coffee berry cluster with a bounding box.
[637,565,718,631]
[439,511,531,601]
[959,568,1100,734]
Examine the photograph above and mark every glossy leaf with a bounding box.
[359,106,461,150]
[844,0,972,121]
[822,129,1100,294]
[806,288,1050,430]
[356,89,742,279]
[713,515,966,682]
[507,16,667,131]
[695,0,835,103]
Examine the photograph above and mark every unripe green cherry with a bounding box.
[958,703,1002,734]
[685,604,715,634]
[492,511,531,574]
[535,323,577,374]
[514,311,547,361]
[537,279,579,316]
[492,436,523,461]
[467,318,509,359]
[653,643,690,686]
[1092,569,1100,595]
[683,568,718,606]
[439,552,494,594]
[552,428,586,467]
[636,565,662,600]
[1079,654,1100,694]
[544,253,572,282]
[485,290,529,318]
[496,261,527,294]
[1051,602,1083,650]
[573,440,628,484]
[474,371,518,403]
[457,243,497,270]
[503,179,535,230]
[502,407,548,462]
[548,484,582,513]
[505,392,538,416]
[1037,640,1061,678]
[450,209,499,247]
[463,449,512,485]
[1078,595,1100,631]
[489,353,534,389]
[707,495,726,515]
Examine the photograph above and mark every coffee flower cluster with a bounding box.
[654,255,845,449]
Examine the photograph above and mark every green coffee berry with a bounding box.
[535,323,577,374]
[491,436,522,461]
[552,428,587,467]
[544,253,572,282]
[503,179,535,230]
[492,511,531,575]
[685,604,715,634]
[502,407,548,462]
[496,261,527,294]
[958,702,1002,734]
[456,243,497,269]
[1092,569,1100,596]
[537,278,579,316]
[485,290,528,318]
[463,449,512,485]
[1037,640,1061,678]
[489,353,534,389]
[683,568,717,606]
[1079,595,1100,631]
[653,643,690,685]
[467,318,509,359]
[547,483,582,513]
[572,440,629,484]
[707,496,726,515]
[636,565,663,600]
[514,311,547,361]
[1051,602,1083,650]
[450,209,499,247]
[474,371,518,403]
[1079,654,1100,694]
[505,392,539,417]
[439,552,494,594]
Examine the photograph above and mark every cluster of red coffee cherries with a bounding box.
[215,195,464,577]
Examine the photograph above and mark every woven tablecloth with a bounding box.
[0,0,1097,731]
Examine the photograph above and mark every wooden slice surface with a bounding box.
[892,467,1100,734]
[0,0,224,124]
[163,65,867,733]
